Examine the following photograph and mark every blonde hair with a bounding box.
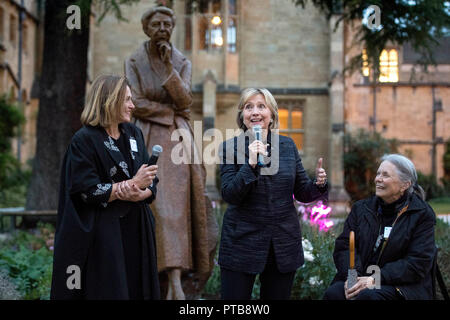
[236,88,279,131]
[80,75,128,127]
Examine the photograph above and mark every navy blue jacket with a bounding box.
[331,193,436,300]
[218,133,328,274]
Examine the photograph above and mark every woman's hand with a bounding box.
[315,158,327,186]
[344,276,376,300]
[248,140,268,168]
[131,164,158,189]
[115,180,151,202]
[157,40,173,75]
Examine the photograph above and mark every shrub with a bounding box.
[344,129,398,202]
[201,201,344,300]
[417,171,445,201]
[435,218,450,300]
[0,95,29,208]
[290,221,343,300]
[202,202,224,299]
[0,223,54,299]
[443,139,450,183]
[0,95,25,189]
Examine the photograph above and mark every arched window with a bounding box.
[185,0,237,52]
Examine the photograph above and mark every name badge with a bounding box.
[384,227,392,239]
[130,138,138,152]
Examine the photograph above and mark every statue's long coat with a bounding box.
[125,41,218,275]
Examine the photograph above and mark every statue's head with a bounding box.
[141,6,176,42]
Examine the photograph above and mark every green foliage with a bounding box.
[0,223,55,300]
[429,197,450,215]
[202,256,220,298]
[435,218,450,300]
[0,165,31,208]
[0,95,25,191]
[0,245,53,300]
[0,95,29,208]
[294,0,450,74]
[344,129,399,202]
[442,139,450,194]
[201,202,344,300]
[290,221,343,300]
[87,0,141,24]
[0,95,24,153]
[417,171,445,201]
[202,203,225,298]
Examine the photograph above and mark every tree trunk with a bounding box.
[24,0,91,227]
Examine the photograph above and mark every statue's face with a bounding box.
[147,12,173,42]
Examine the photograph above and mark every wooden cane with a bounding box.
[349,231,355,269]
[347,231,358,294]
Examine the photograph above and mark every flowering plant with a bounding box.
[290,199,344,300]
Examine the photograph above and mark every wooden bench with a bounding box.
[0,208,57,231]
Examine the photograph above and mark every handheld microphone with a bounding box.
[252,125,264,167]
[148,145,163,166]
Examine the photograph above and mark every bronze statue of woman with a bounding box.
[124,6,217,300]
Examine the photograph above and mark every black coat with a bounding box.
[332,193,436,299]
[218,133,328,274]
[50,123,160,299]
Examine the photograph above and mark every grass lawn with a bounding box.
[428,197,450,215]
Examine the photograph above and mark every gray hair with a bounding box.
[381,154,426,200]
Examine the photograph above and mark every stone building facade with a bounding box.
[0,0,42,165]
[344,23,450,183]
[90,0,348,210]
[6,0,448,212]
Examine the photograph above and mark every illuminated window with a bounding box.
[227,0,237,53]
[227,17,236,52]
[278,101,304,151]
[379,49,398,82]
[185,0,237,52]
[361,48,399,83]
[362,49,370,77]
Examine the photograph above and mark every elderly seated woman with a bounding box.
[323,154,436,300]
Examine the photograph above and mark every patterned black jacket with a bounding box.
[218,132,327,274]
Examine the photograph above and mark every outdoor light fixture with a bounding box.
[214,36,224,46]
[211,15,222,25]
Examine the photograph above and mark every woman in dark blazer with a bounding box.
[323,154,436,300]
[218,88,328,299]
[51,75,160,299]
